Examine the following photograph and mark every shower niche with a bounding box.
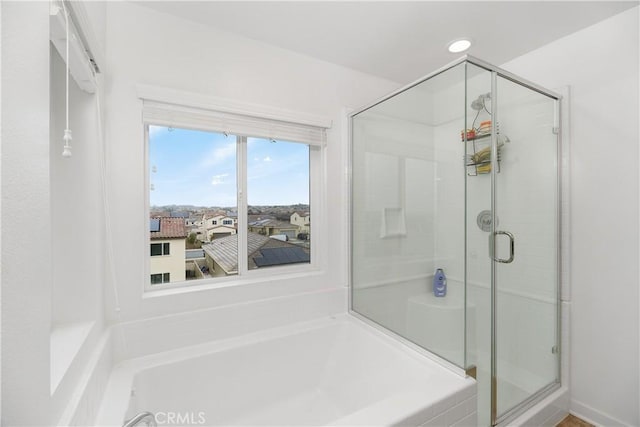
[350,56,561,426]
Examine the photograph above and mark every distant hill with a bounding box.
[151,204,309,216]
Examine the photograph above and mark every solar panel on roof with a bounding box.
[253,247,310,267]
[150,218,161,232]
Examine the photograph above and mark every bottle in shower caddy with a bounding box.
[433,268,447,297]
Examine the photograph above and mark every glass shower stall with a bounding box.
[350,56,561,426]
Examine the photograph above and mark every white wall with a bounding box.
[1,2,52,425]
[102,2,399,325]
[503,7,640,426]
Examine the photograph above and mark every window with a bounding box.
[150,273,170,284]
[150,242,170,256]
[144,99,325,290]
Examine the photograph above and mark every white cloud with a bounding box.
[263,156,272,162]
[200,141,236,168]
[211,173,229,186]
[148,125,169,138]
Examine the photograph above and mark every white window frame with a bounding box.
[140,86,329,293]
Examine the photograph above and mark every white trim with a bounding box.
[142,100,326,147]
[143,125,151,293]
[50,1,96,93]
[66,0,104,74]
[137,84,332,130]
[309,143,324,271]
[570,399,632,427]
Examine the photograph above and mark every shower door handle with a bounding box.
[489,230,515,263]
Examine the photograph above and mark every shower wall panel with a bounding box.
[351,63,468,368]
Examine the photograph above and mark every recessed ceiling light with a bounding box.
[448,39,472,53]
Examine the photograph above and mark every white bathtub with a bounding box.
[96,314,476,426]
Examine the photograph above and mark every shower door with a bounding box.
[489,74,560,424]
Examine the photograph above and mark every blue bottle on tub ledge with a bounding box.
[433,268,447,297]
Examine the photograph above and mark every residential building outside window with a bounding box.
[149,217,187,285]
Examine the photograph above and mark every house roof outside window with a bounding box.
[202,232,310,274]
[150,217,188,240]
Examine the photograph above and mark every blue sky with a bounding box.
[149,126,309,207]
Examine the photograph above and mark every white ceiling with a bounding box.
[135,1,638,83]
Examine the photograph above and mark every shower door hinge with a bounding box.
[551,345,559,354]
[552,127,560,135]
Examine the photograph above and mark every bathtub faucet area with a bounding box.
[123,411,156,427]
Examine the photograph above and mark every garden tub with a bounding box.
[96,314,476,426]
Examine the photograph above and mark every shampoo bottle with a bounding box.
[433,268,447,297]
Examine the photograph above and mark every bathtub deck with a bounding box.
[96,314,476,426]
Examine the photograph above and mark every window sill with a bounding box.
[50,320,95,394]
[142,267,325,299]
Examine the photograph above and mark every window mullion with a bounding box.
[310,145,322,269]
[237,135,248,275]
